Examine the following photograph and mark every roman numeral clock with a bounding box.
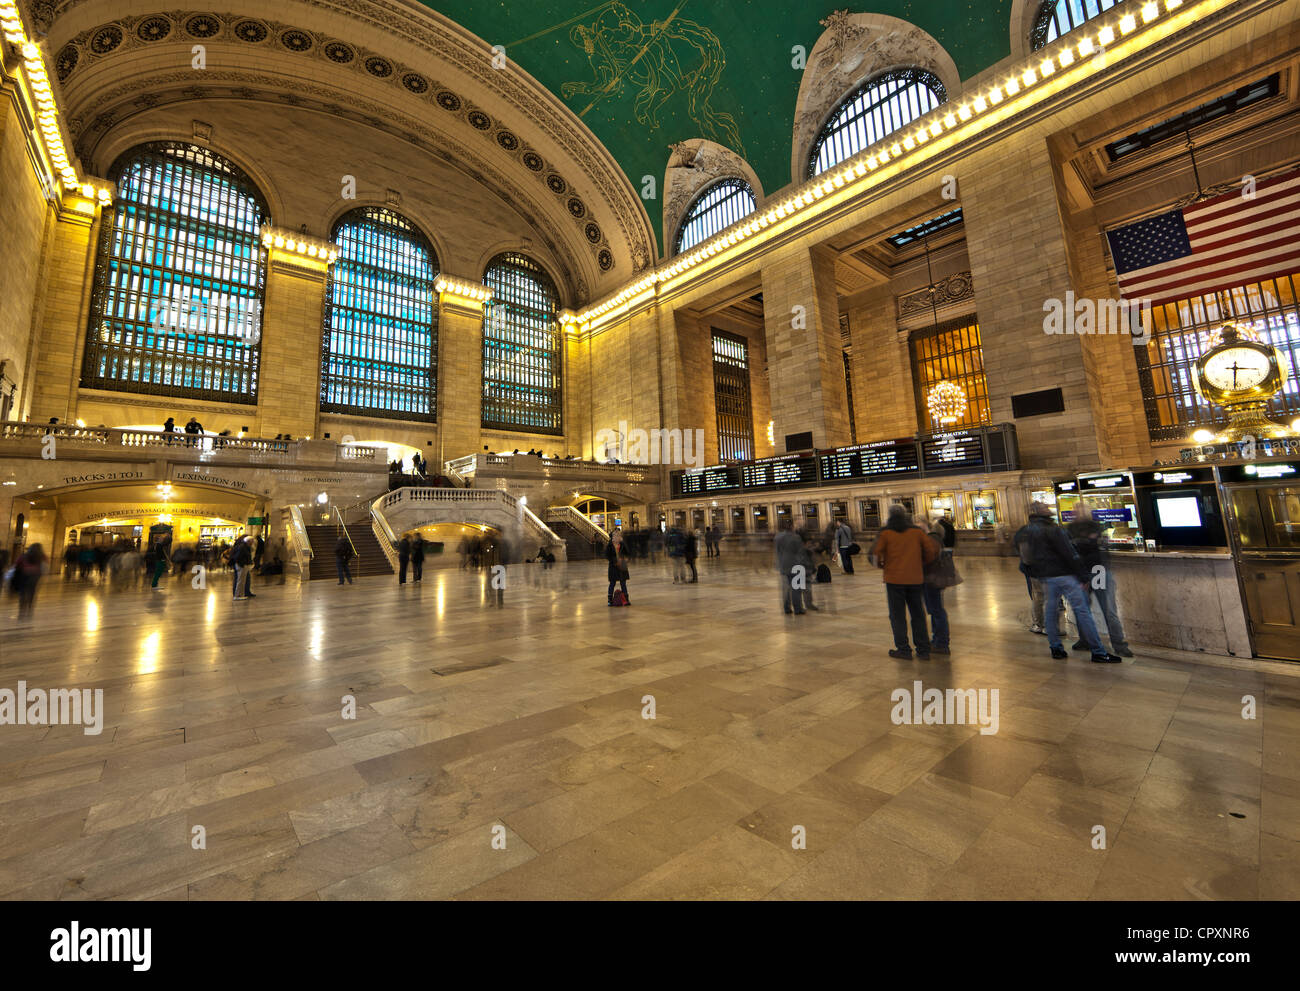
[1192,322,1294,442]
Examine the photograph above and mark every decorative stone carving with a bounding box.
[662,138,763,254]
[191,119,212,142]
[789,12,961,184]
[897,271,976,323]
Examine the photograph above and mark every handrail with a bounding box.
[516,498,566,549]
[371,509,399,572]
[285,505,313,582]
[374,487,565,550]
[545,505,609,543]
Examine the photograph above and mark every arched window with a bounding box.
[809,69,946,178]
[82,143,269,403]
[321,208,438,421]
[482,253,562,435]
[1032,0,1127,50]
[675,179,756,255]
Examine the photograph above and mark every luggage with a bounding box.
[815,564,832,584]
[611,589,629,607]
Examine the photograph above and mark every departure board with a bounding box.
[743,456,818,489]
[677,472,705,496]
[820,440,919,481]
[701,466,741,491]
[921,433,985,472]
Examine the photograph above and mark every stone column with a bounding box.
[759,244,852,451]
[258,241,330,439]
[436,284,486,465]
[960,141,1103,474]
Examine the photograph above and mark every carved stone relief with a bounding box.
[662,139,763,256]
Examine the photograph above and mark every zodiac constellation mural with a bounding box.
[562,1,747,158]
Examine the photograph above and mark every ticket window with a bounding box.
[672,510,687,529]
[753,506,770,532]
[860,498,882,530]
[730,506,747,533]
[802,503,820,529]
[775,504,793,529]
[691,508,705,530]
[971,492,999,529]
[890,496,916,518]
[1054,482,1080,523]
[710,507,725,530]
[830,501,849,527]
[1029,487,1057,520]
[925,493,954,527]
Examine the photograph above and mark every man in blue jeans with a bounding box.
[1019,502,1121,664]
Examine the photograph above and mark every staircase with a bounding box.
[305,523,395,580]
[548,519,604,561]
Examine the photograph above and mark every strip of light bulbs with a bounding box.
[434,276,492,303]
[1,0,112,203]
[260,227,339,263]
[573,0,1192,329]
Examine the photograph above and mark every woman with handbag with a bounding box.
[606,529,631,606]
[921,518,961,656]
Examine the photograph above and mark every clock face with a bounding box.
[1202,347,1273,393]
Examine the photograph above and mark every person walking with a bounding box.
[606,528,630,605]
[774,517,805,615]
[666,526,686,584]
[334,534,354,585]
[684,529,699,583]
[232,535,255,600]
[869,505,939,659]
[411,533,425,582]
[1067,504,1133,657]
[398,534,411,584]
[1020,502,1121,664]
[63,543,77,581]
[921,518,956,656]
[13,544,47,620]
[254,533,266,570]
[835,518,856,574]
[150,532,172,589]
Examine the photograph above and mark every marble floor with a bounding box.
[0,551,1297,901]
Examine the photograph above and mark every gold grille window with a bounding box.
[713,331,754,462]
[910,318,990,430]
[482,253,563,435]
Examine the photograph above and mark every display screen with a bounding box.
[921,434,984,472]
[819,440,920,481]
[1080,473,1131,491]
[1155,496,1202,528]
[742,457,817,489]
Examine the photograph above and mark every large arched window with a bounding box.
[321,208,438,422]
[482,253,562,435]
[1032,0,1127,50]
[808,69,946,178]
[82,143,269,403]
[675,179,757,255]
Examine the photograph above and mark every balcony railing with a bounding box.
[0,421,382,465]
[444,452,654,483]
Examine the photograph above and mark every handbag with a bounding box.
[925,551,963,589]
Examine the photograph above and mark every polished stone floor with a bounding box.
[1,551,1297,901]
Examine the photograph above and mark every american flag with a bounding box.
[1105,169,1300,305]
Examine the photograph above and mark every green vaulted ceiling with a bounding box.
[424,1,1016,250]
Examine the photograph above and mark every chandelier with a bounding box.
[927,380,967,427]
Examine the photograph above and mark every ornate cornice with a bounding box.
[897,271,976,328]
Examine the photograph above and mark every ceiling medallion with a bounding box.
[184,15,220,39]
[546,174,567,195]
[233,20,269,44]
[402,73,429,95]
[467,111,492,131]
[89,26,123,55]
[324,42,355,64]
[567,197,586,218]
[364,57,393,78]
[584,222,602,244]
[496,131,519,151]
[56,45,79,80]
[435,91,462,112]
[522,151,544,172]
[136,17,172,43]
[279,30,313,53]
[598,249,614,272]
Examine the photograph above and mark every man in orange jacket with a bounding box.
[869,504,940,659]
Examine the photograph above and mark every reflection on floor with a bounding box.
[1,552,1297,901]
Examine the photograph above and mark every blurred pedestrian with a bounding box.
[869,505,938,659]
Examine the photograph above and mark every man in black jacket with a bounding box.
[232,535,255,600]
[1067,505,1133,657]
[1019,503,1120,663]
[335,535,354,585]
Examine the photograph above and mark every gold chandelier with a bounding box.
[927,380,967,427]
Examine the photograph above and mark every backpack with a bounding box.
[816,564,832,584]
[612,589,629,607]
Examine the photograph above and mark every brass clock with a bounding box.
[1192,323,1291,441]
